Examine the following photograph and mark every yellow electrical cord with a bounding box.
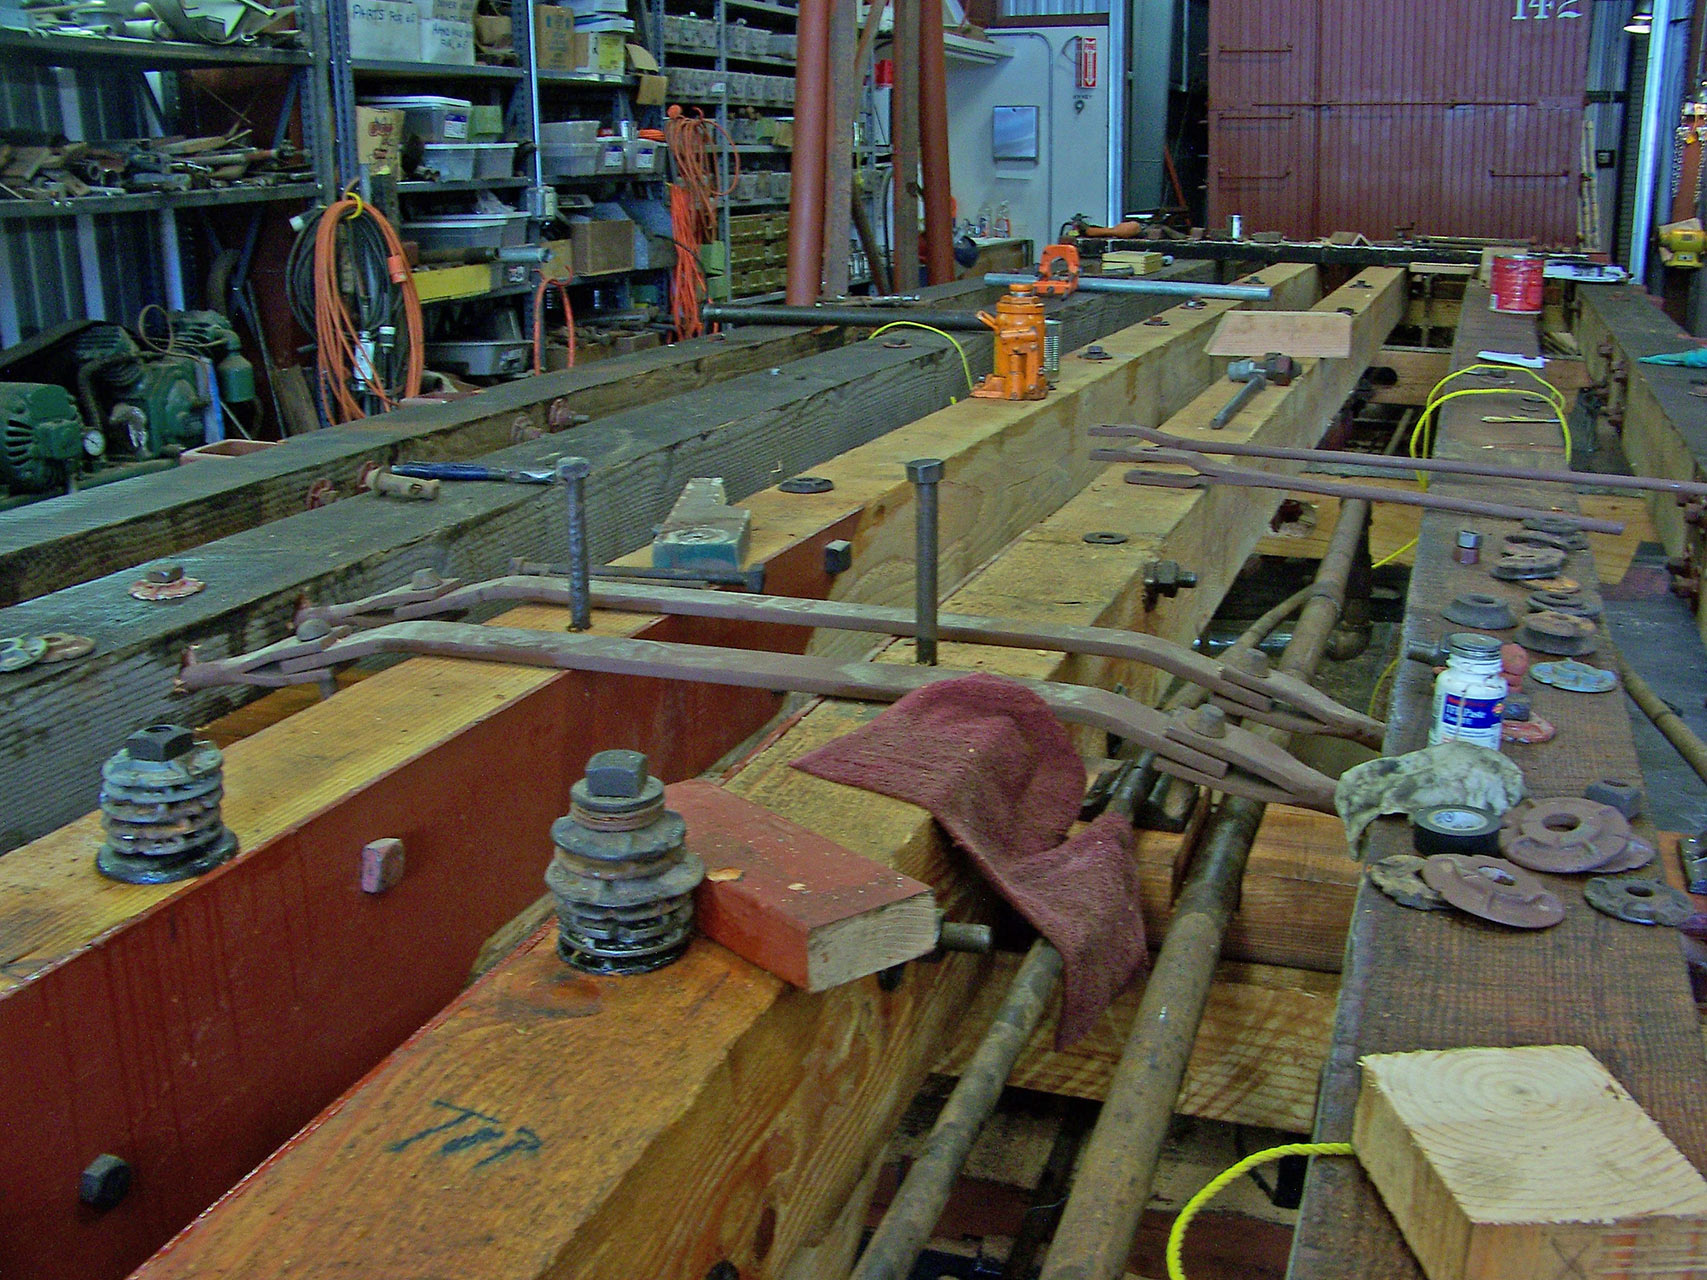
[1368,651,1401,718]
[1371,536,1416,570]
[866,322,974,397]
[1166,1142,1355,1280]
[1409,363,1570,487]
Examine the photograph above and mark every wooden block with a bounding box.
[1354,1045,1707,1280]
[671,779,938,991]
[1208,311,1353,359]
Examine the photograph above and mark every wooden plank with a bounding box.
[0,321,855,608]
[0,265,1319,1280]
[676,779,939,991]
[938,951,1338,1135]
[1257,480,1653,583]
[1208,310,1353,358]
[1290,286,1707,1280]
[0,264,1228,854]
[1354,1046,1707,1280]
[128,268,1400,1280]
[1369,345,1591,407]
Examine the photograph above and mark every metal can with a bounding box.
[1456,529,1482,565]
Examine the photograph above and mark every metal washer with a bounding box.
[1584,875,1694,926]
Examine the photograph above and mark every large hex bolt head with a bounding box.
[80,1154,132,1211]
[556,455,592,482]
[905,458,944,485]
[585,749,648,798]
[125,724,194,762]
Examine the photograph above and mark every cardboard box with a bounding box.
[356,106,406,174]
[771,118,794,149]
[472,11,511,53]
[571,219,635,275]
[579,30,625,72]
[346,0,421,62]
[635,73,667,105]
[420,17,474,64]
[534,6,577,69]
[467,104,504,141]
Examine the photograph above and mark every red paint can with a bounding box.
[1489,255,1544,314]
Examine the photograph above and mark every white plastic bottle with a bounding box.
[1428,633,1508,750]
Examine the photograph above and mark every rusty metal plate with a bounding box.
[1584,875,1695,927]
[1369,854,1449,911]
[1421,854,1565,929]
[1499,798,1631,873]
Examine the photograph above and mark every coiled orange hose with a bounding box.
[313,192,424,422]
[665,105,738,340]
[533,275,576,374]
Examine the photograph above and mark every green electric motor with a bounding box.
[0,382,99,493]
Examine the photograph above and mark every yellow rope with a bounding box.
[1166,1142,1355,1280]
[1409,363,1570,487]
[866,322,974,397]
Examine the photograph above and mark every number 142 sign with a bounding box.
[1513,0,1583,17]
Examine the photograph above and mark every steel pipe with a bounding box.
[908,457,943,664]
[786,0,832,304]
[983,273,1272,301]
[1037,498,1370,1280]
[850,939,1063,1280]
[1093,423,1707,501]
[917,0,953,286]
[702,304,988,330]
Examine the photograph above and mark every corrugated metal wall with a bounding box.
[0,66,165,340]
[1208,0,1595,242]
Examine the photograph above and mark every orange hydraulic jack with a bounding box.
[972,284,1048,401]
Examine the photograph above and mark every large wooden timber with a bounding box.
[0,265,1321,1280]
[129,268,1403,1279]
[0,271,1240,854]
[0,322,840,608]
[1577,285,1707,639]
[1289,287,1707,1280]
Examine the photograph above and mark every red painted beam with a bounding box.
[0,520,855,1280]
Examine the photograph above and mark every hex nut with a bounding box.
[824,539,853,575]
[360,838,406,894]
[1584,779,1644,821]
[125,724,194,762]
[80,1154,132,1211]
[1185,704,1228,738]
[145,564,184,585]
[556,455,592,481]
[585,749,649,798]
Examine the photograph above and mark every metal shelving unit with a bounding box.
[0,182,324,221]
[0,28,314,68]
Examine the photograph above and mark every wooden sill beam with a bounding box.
[0,265,1318,1280]
[129,267,1402,1280]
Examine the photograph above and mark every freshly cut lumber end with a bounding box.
[676,780,940,991]
[1353,1044,1707,1280]
[1207,310,1354,358]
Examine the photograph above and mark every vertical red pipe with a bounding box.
[918,0,953,284]
[786,0,832,303]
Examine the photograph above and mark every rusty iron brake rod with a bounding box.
[297,575,1382,744]
[1093,422,1707,502]
[1103,447,1626,534]
[179,621,1338,811]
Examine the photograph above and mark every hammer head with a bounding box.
[1227,353,1300,386]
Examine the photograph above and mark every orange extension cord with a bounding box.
[665,105,738,340]
[532,274,576,374]
[313,191,424,423]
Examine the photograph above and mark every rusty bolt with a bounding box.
[1144,560,1199,610]
[296,617,332,642]
[360,838,406,894]
[584,749,649,798]
[80,1154,131,1211]
[145,565,185,585]
[125,724,194,762]
[1185,704,1228,738]
[1685,501,1707,527]
[1229,648,1271,677]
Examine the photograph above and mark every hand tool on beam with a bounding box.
[1091,422,1707,501]
[1101,445,1626,534]
[1210,354,1298,430]
[177,621,1341,811]
[292,574,1383,743]
[388,463,557,485]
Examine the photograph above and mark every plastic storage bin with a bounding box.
[470,142,518,178]
[358,94,473,141]
[540,119,600,144]
[402,212,530,251]
[541,141,599,177]
[419,142,477,180]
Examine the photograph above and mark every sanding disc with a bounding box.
[1420,854,1565,929]
[1368,854,1450,911]
[1412,804,1502,857]
[1584,875,1695,927]
[1499,798,1632,873]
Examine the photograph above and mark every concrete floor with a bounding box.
[1603,544,1707,835]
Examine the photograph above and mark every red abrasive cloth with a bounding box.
[791,672,1147,1046]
